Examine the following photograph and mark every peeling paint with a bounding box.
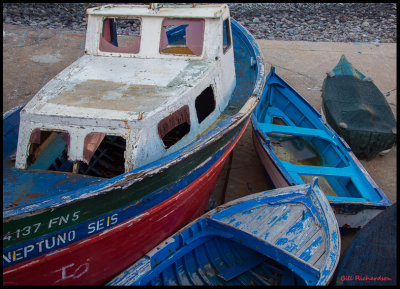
[3,4,266,285]
[109,181,340,285]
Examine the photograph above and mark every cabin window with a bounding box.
[159,18,204,56]
[27,129,72,172]
[99,18,141,54]
[195,86,216,124]
[223,18,232,54]
[78,134,126,178]
[158,105,191,149]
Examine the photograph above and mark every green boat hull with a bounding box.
[322,55,396,160]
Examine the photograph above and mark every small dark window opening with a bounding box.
[195,86,216,123]
[79,135,126,178]
[223,18,232,54]
[162,123,191,149]
[158,105,191,149]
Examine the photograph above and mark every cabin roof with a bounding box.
[87,4,228,19]
[25,55,211,121]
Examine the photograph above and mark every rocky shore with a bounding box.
[3,3,397,43]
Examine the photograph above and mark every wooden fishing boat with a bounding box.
[3,4,265,285]
[322,54,396,160]
[108,178,340,286]
[335,203,396,285]
[251,67,391,229]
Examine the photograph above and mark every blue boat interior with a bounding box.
[124,218,317,286]
[3,19,262,210]
[108,180,340,286]
[253,67,387,205]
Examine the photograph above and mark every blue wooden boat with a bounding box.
[108,178,340,286]
[251,67,391,229]
[335,203,396,285]
[322,55,397,160]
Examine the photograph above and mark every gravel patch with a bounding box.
[3,3,397,43]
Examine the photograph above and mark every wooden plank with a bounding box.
[258,205,290,239]
[295,230,324,262]
[267,205,304,244]
[307,239,326,266]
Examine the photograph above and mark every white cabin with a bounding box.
[15,4,236,178]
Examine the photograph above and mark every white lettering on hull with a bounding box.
[54,262,90,284]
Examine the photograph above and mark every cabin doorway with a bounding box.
[79,135,126,178]
[26,129,127,178]
[27,129,72,172]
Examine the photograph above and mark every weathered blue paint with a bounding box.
[4,110,241,219]
[3,132,241,269]
[108,179,341,286]
[4,11,267,285]
[229,19,264,108]
[3,169,104,209]
[3,105,23,160]
[251,67,391,229]
[3,18,265,221]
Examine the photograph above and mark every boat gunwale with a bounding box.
[3,105,25,120]
[3,18,266,219]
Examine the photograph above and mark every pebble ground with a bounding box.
[3,3,397,43]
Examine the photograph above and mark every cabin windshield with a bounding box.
[159,18,204,56]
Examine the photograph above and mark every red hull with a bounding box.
[3,119,248,285]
